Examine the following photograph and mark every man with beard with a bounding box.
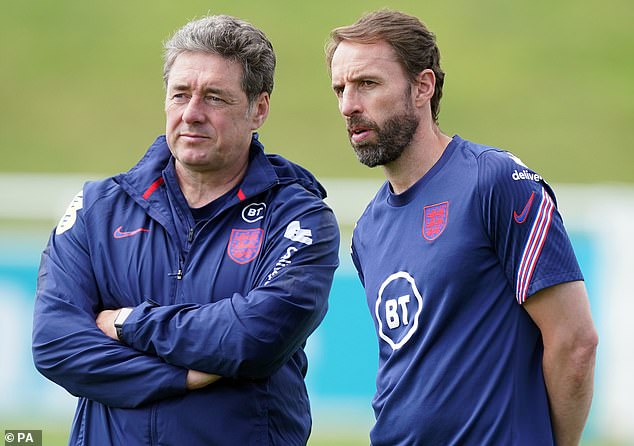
[326,9,598,446]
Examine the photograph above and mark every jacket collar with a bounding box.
[119,133,281,195]
[114,133,327,240]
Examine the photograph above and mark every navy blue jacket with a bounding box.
[32,134,340,445]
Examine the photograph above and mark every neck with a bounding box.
[175,157,249,208]
[383,124,452,195]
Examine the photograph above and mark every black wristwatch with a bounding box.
[114,308,133,341]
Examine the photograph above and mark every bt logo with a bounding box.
[242,202,267,223]
[385,294,411,329]
[376,271,423,350]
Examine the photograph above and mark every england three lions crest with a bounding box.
[228,228,264,264]
[422,201,448,241]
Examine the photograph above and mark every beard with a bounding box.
[348,106,419,168]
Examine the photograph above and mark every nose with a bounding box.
[182,96,205,124]
[339,88,362,118]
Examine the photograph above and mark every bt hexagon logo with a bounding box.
[375,271,423,350]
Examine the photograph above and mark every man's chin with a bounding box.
[174,153,215,171]
[353,144,405,168]
[353,147,382,168]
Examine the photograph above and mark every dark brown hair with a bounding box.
[326,9,445,123]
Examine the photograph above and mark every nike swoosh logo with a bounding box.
[113,226,150,239]
[514,191,535,224]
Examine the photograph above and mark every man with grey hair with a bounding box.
[33,15,339,445]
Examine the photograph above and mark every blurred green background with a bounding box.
[1,1,632,445]
[1,0,632,182]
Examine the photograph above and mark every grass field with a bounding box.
[1,0,632,182]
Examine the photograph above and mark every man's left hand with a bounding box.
[96,309,121,340]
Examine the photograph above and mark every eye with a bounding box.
[332,86,344,98]
[359,80,376,88]
[171,93,189,104]
[205,95,225,104]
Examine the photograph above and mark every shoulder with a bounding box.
[53,177,121,237]
[480,150,544,185]
[450,137,529,185]
[459,138,554,205]
[268,181,337,229]
[82,177,125,211]
[254,149,333,216]
[266,153,328,200]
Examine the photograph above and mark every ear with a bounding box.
[413,69,436,108]
[249,92,270,130]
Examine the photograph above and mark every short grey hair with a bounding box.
[163,15,276,105]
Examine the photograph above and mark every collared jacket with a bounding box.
[32,134,340,445]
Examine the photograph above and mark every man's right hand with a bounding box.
[186,369,222,390]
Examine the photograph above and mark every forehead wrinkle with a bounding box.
[331,43,399,84]
[169,53,243,89]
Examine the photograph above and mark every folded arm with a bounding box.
[115,209,340,379]
[33,228,189,408]
[96,309,221,389]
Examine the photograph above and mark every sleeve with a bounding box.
[350,224,366,287]
[478,151,583,304]
[119,199,341,379]
[32,189,187,408]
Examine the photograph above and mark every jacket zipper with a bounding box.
[170,226,198,280]
[168,262,183,280]
[175,228,195,280]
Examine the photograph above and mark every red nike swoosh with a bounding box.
[514,191,535,224]
[113,226,150,239]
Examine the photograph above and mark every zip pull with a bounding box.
[169,255,184,280]
[187,227,194,243]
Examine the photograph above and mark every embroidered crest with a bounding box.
[422,201,449,241]
[227,228,264,264]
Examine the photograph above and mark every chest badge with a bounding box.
[422,201,449,241]
[228,228,264,264]
[242,202,267,223]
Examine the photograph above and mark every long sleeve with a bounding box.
[120,205,340,379]
[32,192,187,408]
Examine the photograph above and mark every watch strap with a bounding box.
[114,307,133,341]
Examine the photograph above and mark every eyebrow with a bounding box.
[169,83,222,93]
[332,73,382,89]
[167,83,190,92]
[168,83,236,98]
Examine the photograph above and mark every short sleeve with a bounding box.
[478,150,583,304]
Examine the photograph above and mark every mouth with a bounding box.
[348,125,373,144]
[178,132,211,143]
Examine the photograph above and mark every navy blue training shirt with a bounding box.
[351,135,583,445]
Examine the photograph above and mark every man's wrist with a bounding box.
[114,307,133,341]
